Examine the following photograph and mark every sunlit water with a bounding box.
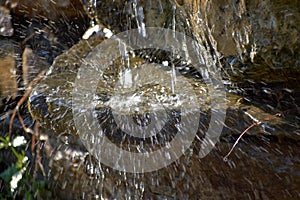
[22,0,300,199]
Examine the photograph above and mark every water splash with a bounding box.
[30,0,224,198]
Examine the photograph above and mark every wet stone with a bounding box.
[28,34,300,199]
[29,35,212,146]
[25,1,300,198]
[0,6,13,36]
[0,39,17,100]
[173,1,300,113]
[176,0,300,69]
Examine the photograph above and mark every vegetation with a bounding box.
[0,134,47,199]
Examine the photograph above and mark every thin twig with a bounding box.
[8,70,46,137]
[17,111,32,138]
[223,112,282,161]
[33,122,46,177]
[38,160,46,177]
[223,121,261,161]
[17,111,26,130]
[32,124,38,178]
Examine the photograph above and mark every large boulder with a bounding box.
[175,0,300,68]
[172,0,300,119]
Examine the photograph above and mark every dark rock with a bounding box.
[0,40,17,100]
[176,0,300,69]
[8,0,86,20]
[0,6,13,36]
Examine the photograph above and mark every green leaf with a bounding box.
[0,166,18,182]
[0,142,6,149]
[16,155,25,169]
[0,136,8,144]
[25,194,33,200]
[5,136,10,142]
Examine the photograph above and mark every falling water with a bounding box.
[132,0,147,37]
[0,0,292,199]
[79,0,211,197]
[17,0,300,199]
[73,0,213,198]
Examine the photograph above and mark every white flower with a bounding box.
[12,136,27,147]
[22,156,28,163]
[10,167,25,193]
